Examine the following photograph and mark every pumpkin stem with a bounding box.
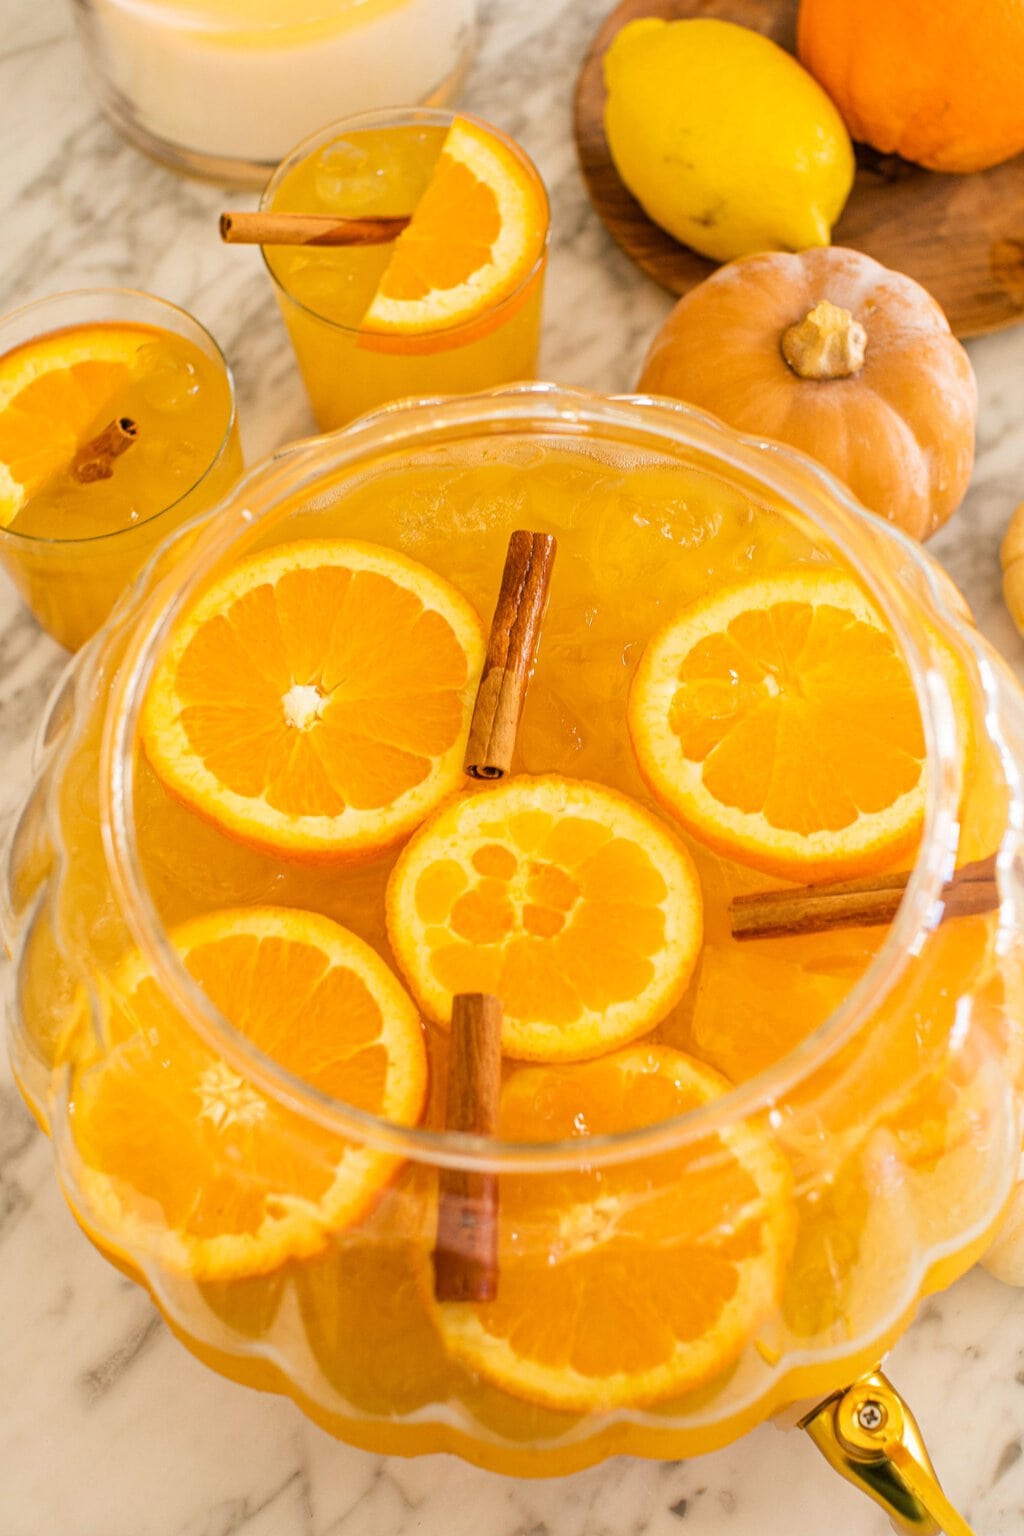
[781,299,867,381]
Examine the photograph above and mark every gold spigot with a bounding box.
[801,1369,976,1535]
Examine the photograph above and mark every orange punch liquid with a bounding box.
[9,429,1021,1475]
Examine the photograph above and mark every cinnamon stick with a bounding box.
[433,993,502,1304]
[219,211,410,247]
[464,530,557,780]
[71,417,138,483]
[729,854,999,942]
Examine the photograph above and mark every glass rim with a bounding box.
[99,383,991,1173]
[0,286,239,550]
[257,106,551,343]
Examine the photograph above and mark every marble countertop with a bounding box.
[2,2,1024,1532]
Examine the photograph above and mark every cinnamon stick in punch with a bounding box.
[729,853,999,942]
[433,993,503,1303]
[71,417,138,484]
[464,529,557,780]
[434,538,557,1297]
[219,211,411,247]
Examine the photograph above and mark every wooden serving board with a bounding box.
[574,0,1024,337]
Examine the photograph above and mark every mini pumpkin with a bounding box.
[638,247,977,541]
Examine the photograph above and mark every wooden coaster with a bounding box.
[574,0,1024,338]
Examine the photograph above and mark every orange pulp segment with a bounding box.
[628,569,927,881]
[386,774,703,1061]
[0,325,143,527]
[688,936,880,1085]
[141,539,485,861]
[360,116,548,344]
[433,1045,793,1410]
[66,905,427,1280]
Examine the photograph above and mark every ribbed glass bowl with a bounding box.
[5,385,1024,1474]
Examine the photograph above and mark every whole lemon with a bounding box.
[603,17,854,263]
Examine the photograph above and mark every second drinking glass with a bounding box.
[0,288,242,651]
[258,108,550,430]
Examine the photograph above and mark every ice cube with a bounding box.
[133,342,201,414]
[516,682,588,775]
[138,436,202,487]
[314,138,388,214]
[289,257,353,309]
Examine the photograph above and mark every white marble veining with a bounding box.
[2,2,1024,1532]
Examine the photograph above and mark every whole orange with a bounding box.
[797,0,1024,173]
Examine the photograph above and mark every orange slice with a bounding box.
[433,1045,793,1411]
[296,1220,451,1418]
[628,569,927,881]
[688,937,879,1085]
[360,116,548,348]
[66,906,427,1280]
[0,325,144,527]
[692,915,1000,1153]
[386,774,703,1061]
[141,540,485,862]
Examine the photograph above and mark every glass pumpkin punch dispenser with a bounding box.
[4,386,1023,1532]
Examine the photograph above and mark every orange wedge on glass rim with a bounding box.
[358,115,548,354]
[628,568,936,882]
[140,539,485,861]
[0,325,142,528]
[386,773,703,1061]
[432,1044,793,1411]
[65,906,427,1280]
